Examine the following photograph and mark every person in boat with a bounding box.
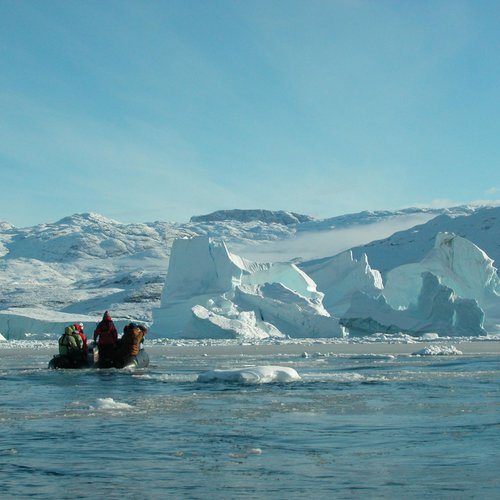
[138,324,148,345]
[93,311,118,368]
[58,325,85,365]
[114,323,147,367]
[73,322,88,355]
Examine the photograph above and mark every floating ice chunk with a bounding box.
[421,333,440,340]
[1,448,18,454]
[197,365,301,384]
[349,354,396,360]
[229,448,263,458]
[95,398,134,410]
[412,345,463,356]
[246,448,262,455]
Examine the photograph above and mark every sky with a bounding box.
[1,0,500,227]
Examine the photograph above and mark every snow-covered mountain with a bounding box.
[0,205,499,339]
[349,206,500,276]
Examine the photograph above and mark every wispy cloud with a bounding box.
[233,214,435,263]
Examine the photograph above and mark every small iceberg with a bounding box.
[197,365,301,384]
[94,398,134,410]
[229,448,262,458]
[412,345,463,356]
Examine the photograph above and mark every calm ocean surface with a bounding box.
[1,343,499,499]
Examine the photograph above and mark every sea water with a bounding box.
[0,343,499,499]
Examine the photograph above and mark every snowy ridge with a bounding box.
[297,206,475,232]
[350,206,500,276]
[190,209,314,225]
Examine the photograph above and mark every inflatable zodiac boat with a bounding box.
[48,343,150,369]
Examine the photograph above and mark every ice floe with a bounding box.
[197,365,301,384]
[412,345,463,356]
[94,398,134,410]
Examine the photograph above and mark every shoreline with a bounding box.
[1,339,499,356]
[150,340,500,357]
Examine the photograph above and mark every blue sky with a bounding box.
[1,0,500,226]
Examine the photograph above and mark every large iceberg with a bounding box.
[384,233,500,306]
[151,236,345,339]
[151,232,499,339]
[341,232,500,336]
[383,232,500,331]
[342,272,487,337]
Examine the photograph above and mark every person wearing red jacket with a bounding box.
[73,322,88,355]
[93,311,118,368]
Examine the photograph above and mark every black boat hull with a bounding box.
[48,344,149,370]
[48,354,91,369]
